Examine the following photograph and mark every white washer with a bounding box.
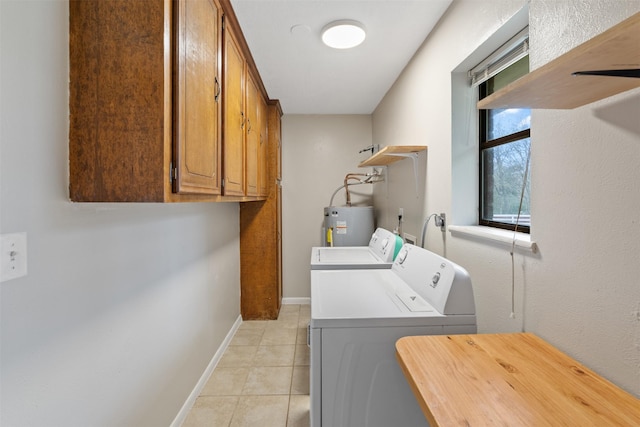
[310,227,401,270]
[309,244,476,427]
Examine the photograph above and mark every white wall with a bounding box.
[373,0,640,396]
[0,2,241,425]
[281,115,373,299]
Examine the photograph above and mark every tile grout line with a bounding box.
[285,310,301,426]
[182,305,310,427]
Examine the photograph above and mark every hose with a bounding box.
[329,182,367,207]
[344,173,369,206]
[327,172,381,207]
[420,214,437,248]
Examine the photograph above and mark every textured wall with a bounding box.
[373,0,640,396]
[527,0,640,396]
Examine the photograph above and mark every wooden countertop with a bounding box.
[396,333,640,426]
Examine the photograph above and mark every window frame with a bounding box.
[478,75,531,233]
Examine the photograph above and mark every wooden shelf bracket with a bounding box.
[359,145,427,196]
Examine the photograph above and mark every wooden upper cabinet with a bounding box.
[273,104,282,182]
[174,0,222,195]
[69,0,224,202]
[258,94,269,197]
[69,0,274,202]
[69,0,169,202]
[222,25,246,196]
[222,20,268,200]
[245,72,260,196]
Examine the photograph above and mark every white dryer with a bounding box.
[310,227,402,270]
[309,244,476,427]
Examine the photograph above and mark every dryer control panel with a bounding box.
[368,228,399,263]
[392,244,475,315]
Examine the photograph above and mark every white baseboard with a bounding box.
[282,297,310,305]
[170,314,243,427]
[170,299,309,425]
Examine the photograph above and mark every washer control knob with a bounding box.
[431,272,441,287]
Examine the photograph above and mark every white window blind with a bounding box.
[469,27,529,88]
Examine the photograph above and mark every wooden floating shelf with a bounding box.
[478,12,640,110]
[358,145,427,167]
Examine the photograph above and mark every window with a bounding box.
[473,30,531,233]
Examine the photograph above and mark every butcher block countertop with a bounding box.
[395,333,640,426]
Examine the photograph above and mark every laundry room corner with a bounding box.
[281,115,374,300]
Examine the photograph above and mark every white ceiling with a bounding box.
[230,0,453,114]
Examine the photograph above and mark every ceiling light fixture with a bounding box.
[321,20,366,49]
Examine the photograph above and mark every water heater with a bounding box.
[323,206,375,247]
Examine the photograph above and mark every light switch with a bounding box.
[1,232,27,282]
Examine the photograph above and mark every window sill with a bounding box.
[448,225,537,253]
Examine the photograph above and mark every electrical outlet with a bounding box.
[1,233,27,283]
[403,233,416,245]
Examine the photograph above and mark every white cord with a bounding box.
[510,143,531,323]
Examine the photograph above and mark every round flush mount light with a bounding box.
[321,20,366,49]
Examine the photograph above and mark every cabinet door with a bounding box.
[222,26,246,196]
[271,107,283,304]
[245,72,259,196]
[174,0,222,195]
[258,94,269,196]
[69,0,169,202]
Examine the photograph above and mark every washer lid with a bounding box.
[316,247,380,263]
[310,246,393,270]
[311,269,439,320]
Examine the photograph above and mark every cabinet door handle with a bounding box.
[241,111,245,129]
[214,76,221,102]
[247,118,252,133]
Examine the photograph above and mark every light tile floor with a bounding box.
[182,304,310,427]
